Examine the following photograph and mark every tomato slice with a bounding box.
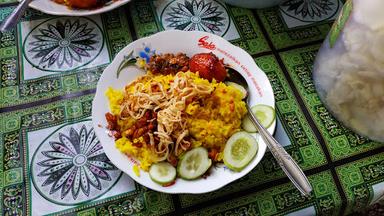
[189,53,227,82]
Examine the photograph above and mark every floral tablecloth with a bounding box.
[0,0,383,215]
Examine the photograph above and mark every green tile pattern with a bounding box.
[0,7,132,108]
[336,153,384,215]
[186,171,342,216]
[0,0,383,215]
[0,94,174,215]
[256,7,333,49]
[130,0,270,55]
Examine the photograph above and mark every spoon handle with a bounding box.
[0,0,33,32]
[246,105,313,197]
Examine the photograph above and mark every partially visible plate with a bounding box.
[25,0,131,16]
[92,30,276,194]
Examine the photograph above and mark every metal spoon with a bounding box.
[0,0,33,32]
[227,68,313,197]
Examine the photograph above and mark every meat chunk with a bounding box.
[147,53,190,75]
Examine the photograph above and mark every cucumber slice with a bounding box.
[242,104,275,133]
[177,147,212,180]
[225,81,247,99]
[149,162,176,185]
[223,131,258,172]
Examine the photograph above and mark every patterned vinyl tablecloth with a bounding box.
[0,0,383,215]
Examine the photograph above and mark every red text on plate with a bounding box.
[198,36,216,50]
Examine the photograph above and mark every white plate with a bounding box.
[25,0,131,16]
[92,30,276,194]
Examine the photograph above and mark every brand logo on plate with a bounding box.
[198,36,216,50]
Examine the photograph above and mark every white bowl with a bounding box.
[92,30,276,194]
[25,0,131,16]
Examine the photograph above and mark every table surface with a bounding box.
[0,0,383,215]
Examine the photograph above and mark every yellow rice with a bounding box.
[106,72,247,170]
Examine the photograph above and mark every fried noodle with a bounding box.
[119,72,214,162]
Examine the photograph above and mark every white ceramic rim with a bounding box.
[92,30,276,194]
[24,0,131,16]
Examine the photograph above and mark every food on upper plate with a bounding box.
[53,0,110,9]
